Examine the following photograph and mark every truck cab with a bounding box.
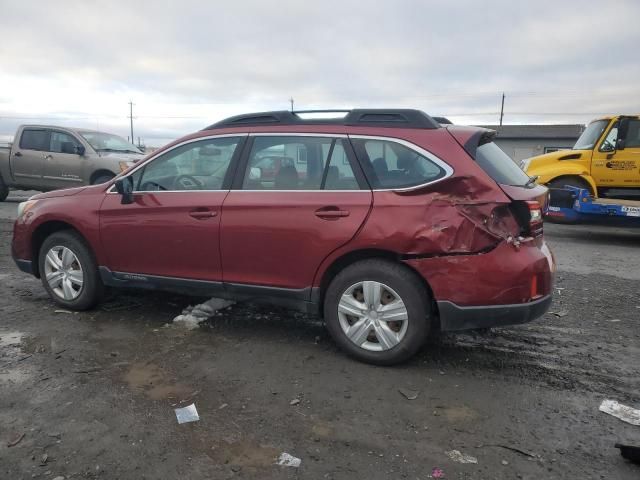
[522,115,640,203]
[0,125,144,201]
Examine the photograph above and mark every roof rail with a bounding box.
[203,109,441,130]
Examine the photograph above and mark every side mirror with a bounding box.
[114,176,134,204]
[75,145,86,156]
[617,118,630,151]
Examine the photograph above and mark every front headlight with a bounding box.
[119,161,135,172]
[519,158,532,172]
[17,200,38,219]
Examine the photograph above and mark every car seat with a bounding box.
[274,165,299,189]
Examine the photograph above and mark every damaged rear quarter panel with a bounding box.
[313,129,525,289]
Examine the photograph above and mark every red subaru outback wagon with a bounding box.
[12,109,555,365]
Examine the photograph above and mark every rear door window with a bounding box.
[351,138,446,189]
[475,142,531,186]
[20,129,50,151]
[624,119,640,148]
[242,136,361,190]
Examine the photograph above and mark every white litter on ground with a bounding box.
[174,403,200,424]
[599,399,640,426]
[445,449,478,464]
[173,298,235,329]
[275,452,301,468]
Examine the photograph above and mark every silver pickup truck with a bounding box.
[0,125,145,201]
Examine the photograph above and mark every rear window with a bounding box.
[475,142,531,186]
[351,138,446,189]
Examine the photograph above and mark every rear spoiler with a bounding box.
[446,126,496,159]
[463,129,496,159]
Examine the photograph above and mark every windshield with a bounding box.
[80,131,142,154]
[573,120,609,150]
[475,142,532,186]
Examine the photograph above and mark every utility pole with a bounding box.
[499,92,505,126]
[128,100,135,143]
[289,97,294,112]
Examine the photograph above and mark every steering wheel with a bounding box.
[173,174,204,190]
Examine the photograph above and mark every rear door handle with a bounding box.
[315,207,350,219]
[14,151,22,157]
[189,209,218,219]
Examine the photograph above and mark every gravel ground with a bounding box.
[1,191,639,479]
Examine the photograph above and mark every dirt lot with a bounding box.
[1,191,639,479]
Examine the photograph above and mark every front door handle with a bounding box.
[189,209,218,219]
[44,154,53,161]
[14,151,22,157]
[315,207,350,219]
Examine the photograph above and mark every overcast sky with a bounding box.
[1,0,639,145]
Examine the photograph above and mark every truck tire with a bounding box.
[546,177,593,224]
[0,175,8,202]
[324,259,431,365]
[91,173,115,185]
[38,230,103,310]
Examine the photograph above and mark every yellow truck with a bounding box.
[522,115,640,207]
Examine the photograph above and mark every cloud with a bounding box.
[1,0,639,145]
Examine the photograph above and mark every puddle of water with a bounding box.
[0,331,24,348]
[0,369,31,383]
[441,405,478,423]
[0,331,32,384]
[124,362,191,401]
[311,423,333,437]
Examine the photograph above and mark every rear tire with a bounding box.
[0,175,8,201]
[324,259,431,365]
[38,230,103,310]
[546,177,592,224]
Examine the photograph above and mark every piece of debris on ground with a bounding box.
[431,467,445,478]
[173,298,235,329]
[445,449,478,464]
[6,432,25,447]
[174,403,200,424]
[599,399,640,426]
[398,387,419,400]
[275,452,301,468]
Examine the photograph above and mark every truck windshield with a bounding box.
[573,120,609,150]
[475,142,532,187]
[80,132,142,154]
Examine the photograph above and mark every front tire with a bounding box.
[91,174,115,185]
[38,230,103,310]
[324,259,431,365]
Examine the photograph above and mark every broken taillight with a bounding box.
[526,201,543,237]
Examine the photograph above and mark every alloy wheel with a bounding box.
[337,281,409,351]
[43,246,84,301]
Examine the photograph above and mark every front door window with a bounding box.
[135,137,241,191]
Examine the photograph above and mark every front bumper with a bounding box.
[437,294,552,331]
